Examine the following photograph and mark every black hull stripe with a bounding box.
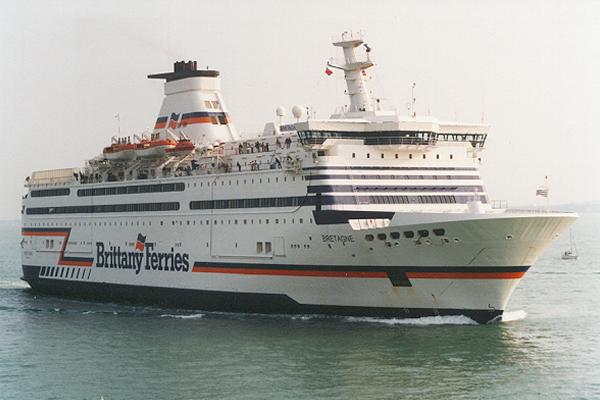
[307,185,485,193]
[304,166,478,171]
[306,174,481,181]
[190,262,529,274]
[313,210,395,224]
[21,273,502,324]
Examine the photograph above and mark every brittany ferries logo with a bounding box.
[95,233,190,274]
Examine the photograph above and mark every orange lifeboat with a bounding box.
[165,139,196,156]
[102,142,137,161]
[135,138,176,158]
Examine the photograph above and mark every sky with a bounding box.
[1,0,599,220]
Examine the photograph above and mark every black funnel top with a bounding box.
[148,61,219,81]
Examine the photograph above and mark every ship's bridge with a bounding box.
[293,118,489,148]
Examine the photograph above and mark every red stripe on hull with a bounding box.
[192,266,525,280]
[22,230,93,267]
[406,272,526,279]
[191,267,387,278]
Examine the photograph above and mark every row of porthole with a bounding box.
[365,228,451,242]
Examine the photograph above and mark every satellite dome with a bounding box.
[292,105,305,120]
[276,106,286,117]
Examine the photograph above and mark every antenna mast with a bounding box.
[327,31,374,113]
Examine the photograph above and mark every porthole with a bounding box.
[377,233,387,240]
[417,230,429,237]
[365,234,374,241]
[403,231,415,239]
[390,232,400,240]
[433,228,445,236]
[505,234,513,240]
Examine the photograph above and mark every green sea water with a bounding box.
[1,213,599,400]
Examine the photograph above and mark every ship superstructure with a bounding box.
[20,32,576,323]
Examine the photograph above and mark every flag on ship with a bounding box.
[536,176,549,197]
[135,234,146,251]
[325,67,333,76]
[536,187,549,197]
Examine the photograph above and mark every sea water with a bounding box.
[1,213,599,399]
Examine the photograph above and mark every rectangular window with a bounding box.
[256,242,263,253]
[265,242,272,253]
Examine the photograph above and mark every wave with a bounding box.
[159,313,205,319]
[0,280,29,289]
[500,310,527,322]
[344,315,478,326]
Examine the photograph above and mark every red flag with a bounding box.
[325,67,333,76]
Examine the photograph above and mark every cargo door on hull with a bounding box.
[273,237,285,256]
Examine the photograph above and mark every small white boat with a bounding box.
[561,229,578,260]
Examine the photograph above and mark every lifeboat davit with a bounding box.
[165,139,196,156]
[135,139,176,158]
[102,143,137,161]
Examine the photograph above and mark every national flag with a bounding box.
[325,67,333,76]
[168,112,180,129]
[135,233,146,251]
[535,187,549,197]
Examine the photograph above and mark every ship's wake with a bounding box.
[344,315,478,326]
[500,310,527,322]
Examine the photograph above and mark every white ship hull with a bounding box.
[21,188,575,323]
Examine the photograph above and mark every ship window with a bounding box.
[395,154,398,159]
[418,230,429,237]
[265,242,272,253]
[403,231,415,239]
[409,154,413,159]
[436,154,440,159]
[204,100,212,108]
[377,233,387,240]
[366,153,370,159]
[299,218,303,224]
[352,153,356,158]
[256,242,263,253]
[365,234,374,241]
[40,267,46,276]
[450,154,453,159]
[433,228,445,236]
[381,154,384,159]
[390,232,400,240]
[422,154,426,159]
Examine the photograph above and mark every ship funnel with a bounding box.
[148,60,240,145]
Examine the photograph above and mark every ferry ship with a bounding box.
[20,32,577,323]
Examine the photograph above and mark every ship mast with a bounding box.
[328,31,374,113]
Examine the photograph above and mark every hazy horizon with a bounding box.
[2,0,599,220]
